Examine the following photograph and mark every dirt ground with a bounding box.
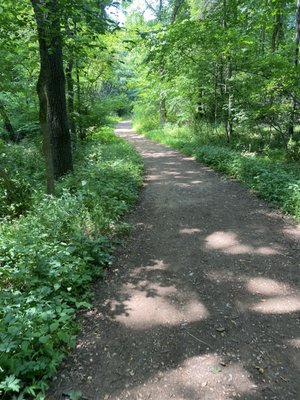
[47,121,300,400]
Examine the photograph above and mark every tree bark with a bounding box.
[31,0,73,190]
[170,0,184,23]
[66,59,76,138]
[45,0,73,179]
[222,0,234,141]
[37,64,55,194]
[0,101,18,142]
[288,0,300,138]
[159,97,167,126]
[271,5,284,53]
[225,59,233,142]
[76,62,85,140]
[32,0,55,194]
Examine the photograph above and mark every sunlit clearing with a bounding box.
[132,259,168,273]
[287,338,300,348]
[115,128,133,132]
[175,182,192,188]
[182,156,196,161]
[206,231,279,255]
[125,355,256,399]
[147,174,164,181]
[164,171,178,175]
[283,225,300,241]
[142,151,177,159]
[110,283,209,328]
[249,295,300,314]
[247,277,290,296]
[180,228,202,234]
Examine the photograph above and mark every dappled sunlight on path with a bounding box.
[110,280,209,329]
[47,121,300,400]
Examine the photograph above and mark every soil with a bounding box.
[47,121,300,400]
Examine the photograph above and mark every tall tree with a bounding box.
[288,0,300,137]
[31,0,73,193]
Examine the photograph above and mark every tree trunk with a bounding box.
[214,66,219,125]
[288,0,300,138]
[0,101,18,142]
[222,0,234,141]
[76,62,85,140]
[170,0,184,23]
[159,97,167,126]
[37,65,55,194]
[32,0,55,194]
[271,5,284,53]
[31,0,73,188]
[66,60,76,139]
[46,0,73,179]
[225,59,233,142]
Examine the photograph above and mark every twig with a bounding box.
[185,330,211,349]
[280,375,289,382]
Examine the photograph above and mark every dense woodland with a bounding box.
[0,0,300,398]
[133,0,300,146]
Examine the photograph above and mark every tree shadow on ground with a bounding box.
[47,122,300,400]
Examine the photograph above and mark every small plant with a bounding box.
[0,126,143,399]
[287,137,300,162]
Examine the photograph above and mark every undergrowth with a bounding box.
[134,122,300,220]
[0,127,143,399]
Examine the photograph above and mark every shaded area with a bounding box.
[47,121,300,400]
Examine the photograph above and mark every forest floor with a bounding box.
[47,121,300,400]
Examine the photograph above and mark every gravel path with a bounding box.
[47,121,300,400]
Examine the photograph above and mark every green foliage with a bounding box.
[287,136,300,162]
[133,103,160,132]
[128,0,300,153]
[0,127,143,399]
[81,94,132,130]
[0,138,44,219]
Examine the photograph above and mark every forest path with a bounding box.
[48,121,300,400]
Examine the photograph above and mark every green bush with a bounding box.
[0,127,143,399]
[81,95,132,130]
[0,138,44,219]
[132,102,160,132]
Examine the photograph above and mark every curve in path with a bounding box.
[48,121,300,400]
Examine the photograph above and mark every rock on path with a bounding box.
[47,121,300,400]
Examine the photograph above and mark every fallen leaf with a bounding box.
[210,366,222,374]
[254,366,265,374]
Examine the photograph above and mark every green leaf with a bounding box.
[67,390,82,400]
[210,366,222,374]
[50,322,59,332]
[0,375,21,393]
[39,335,51,344]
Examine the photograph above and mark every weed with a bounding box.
[0,127,143,399]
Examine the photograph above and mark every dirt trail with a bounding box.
[47,121,300,400]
